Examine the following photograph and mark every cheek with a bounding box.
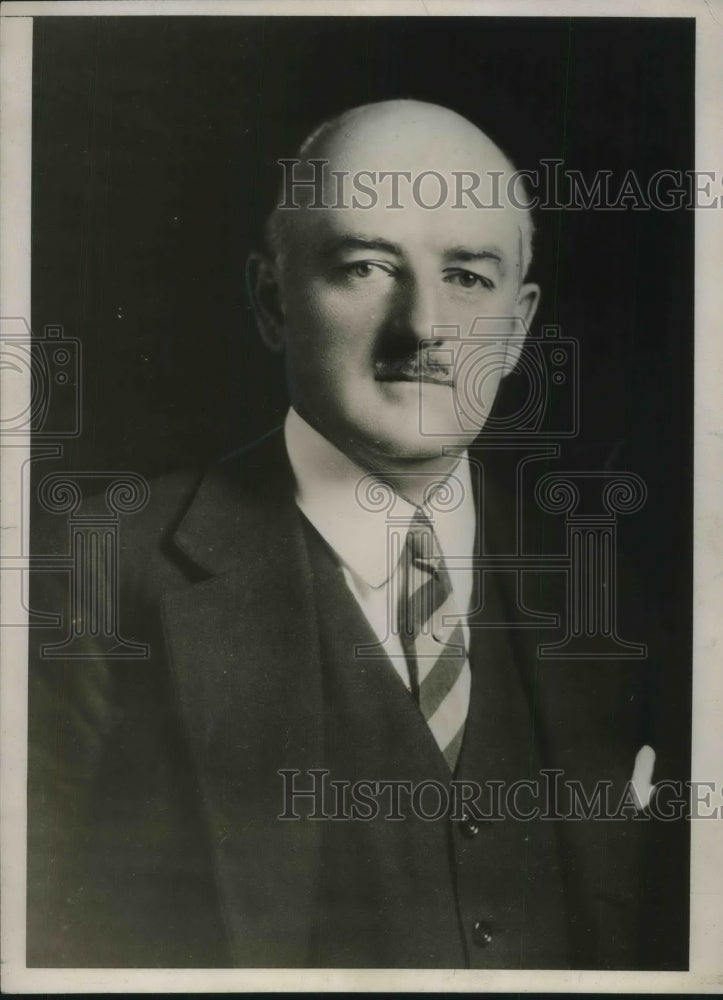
[440,290,516,344]
[479,285,519,315]
[283,301,370,400]
[287,284,380,361]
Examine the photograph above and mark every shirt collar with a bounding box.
[284,408,476,588]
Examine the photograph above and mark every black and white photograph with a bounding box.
[1,0,721,992]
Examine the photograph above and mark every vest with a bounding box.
[301,516,570,969]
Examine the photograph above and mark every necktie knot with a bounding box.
[407,508,442,571]
[405,509,448,591]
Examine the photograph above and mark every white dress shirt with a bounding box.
[284,408,476,689]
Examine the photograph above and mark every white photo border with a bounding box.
[1,0,721,992]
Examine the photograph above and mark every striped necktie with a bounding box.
[398,508,471,772]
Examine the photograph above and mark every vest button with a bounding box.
[472,920,494,948]
[457,809,480,838]
[459,816,480,838]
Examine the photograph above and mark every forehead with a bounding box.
[279,110,527,267]
[292,194,522,264]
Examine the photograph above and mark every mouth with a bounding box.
[373,358,455,387]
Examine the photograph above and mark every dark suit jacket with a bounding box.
[26,429,687,969]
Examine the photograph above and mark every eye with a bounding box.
[343,260,395,279]
[349,262,375,278]
[444,269,495,290]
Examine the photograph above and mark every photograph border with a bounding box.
[1,0,721,992]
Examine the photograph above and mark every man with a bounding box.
[28,100,667,969]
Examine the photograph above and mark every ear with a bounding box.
[501,281,540,376]
[246,252,286,353]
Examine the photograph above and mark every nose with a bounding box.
[387,274,446,345]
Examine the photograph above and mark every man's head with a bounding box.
[249,99,540,478]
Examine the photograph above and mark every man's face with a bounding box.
[253,115,540,471]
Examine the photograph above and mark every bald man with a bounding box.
[251,100,538,498]
[28,101,658,970]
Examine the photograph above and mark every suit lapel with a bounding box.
[161,431,325,966]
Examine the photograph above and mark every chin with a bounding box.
[369,430,470,465]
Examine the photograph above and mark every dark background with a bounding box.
[30,15,694,968]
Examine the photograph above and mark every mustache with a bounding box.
[373,350,454,386]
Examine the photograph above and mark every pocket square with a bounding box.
[630,744,656,811]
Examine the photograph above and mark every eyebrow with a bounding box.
[320,236,403,257]
[443,246,504,266]
[319,236,507,271]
